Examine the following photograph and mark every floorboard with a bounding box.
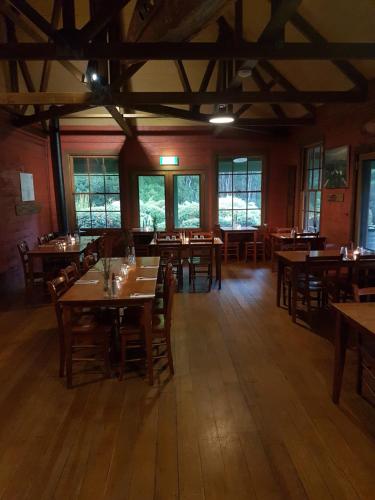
[0,263,374,500]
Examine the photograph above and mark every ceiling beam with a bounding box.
[2,41,375,60]
[290,12,368,91]
[105,105,133,136]
[260,0,302,42]
[79,0,130,42]
[175,60,192,93]
[40,0,61,94]
[62,0,75,31]
[252,66,286,119]
[15,103,97,126]
[3,90,366,106]
[8,0,64,43]
[4,16,19,93]
[0,2,83,81]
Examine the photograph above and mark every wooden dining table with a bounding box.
[332,302,375,404]
[275,250,353,323]
[59,256,160,384]
[149,236,223,289]
[270,232,323,267]
[27,236,99,283]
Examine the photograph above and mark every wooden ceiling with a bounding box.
[0,0,375,135]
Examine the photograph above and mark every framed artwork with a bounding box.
[20,172,35,201]
[323,146,349,189]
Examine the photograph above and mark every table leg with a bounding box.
[291,266,298,323]
[28,254,34,288]
[143,301,154,386]
[332,311,348,404]
[215,246,222,290]
[276,258,283,307]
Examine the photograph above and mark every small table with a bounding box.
[59,256,160,385]
[149,236,223,289]
[331,303,375,404]
[275,250,349,323]
[27,236,99,284]
[221,227,257,264]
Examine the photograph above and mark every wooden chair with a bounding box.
[60,262,80,287]
[353,284,375,402]
[224,237,240,263]
[276,227,292,233]
[244,230,266,263]
[64,310,112,388]
[189,230,213,239]
[297,255,342,326]
[119,273,175,383]
[188,238,214,291]
[82,253,97,273]
[308,236,326,250]
[47,276,69,377]
[353,255,375,288]
[154,262,173,314]
[157,231,181,239]
[17,240,44,288]
[156,241,183,289]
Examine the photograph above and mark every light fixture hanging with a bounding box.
[209,104,235,124]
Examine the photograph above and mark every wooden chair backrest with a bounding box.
[61,262,80,287]
[47,276,68,330]
[157,231,180,239]
[353,284,375,302]
[157,242,182,261]
[82,254,96,273]
[189,239,214,260]
[308,236,326,251]
[353,256,375,287]
[189,230,213,239]
[305,255,342,280]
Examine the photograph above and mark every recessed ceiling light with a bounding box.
[238,68,252,78]
[209,105,235,124]
[233,157,247,163]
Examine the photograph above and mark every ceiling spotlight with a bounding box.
[238,67,252,78]
[209,105,235,124]
[90,72,98,82]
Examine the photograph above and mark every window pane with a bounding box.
[233,210,247,227]
[248,173,262,191]
[174,175,200,228]
[247,209,261,226]
[74,194,90,211]
[74,175,89,193]
[248,192,261,209]
[90,175,105,193]
[89,157,104,174]
[218,159,232,173]
[312,169,320,189]
[106,212,121,228]
[308,169,313,189]
[138,175,166,230]
[316,191,321,211]
[91,212,107,228]
[90,194,105,211]
[219,210,232,228]
[233,192,247,209]
[104,157,118,174]
[219,194,232,210]
[106,194,120,211]
[233,158,247,174]
[248,159,262,174]
[313,146,321,169]
[218,173,232,192]
[233,174,247,191]
[105,175,120,192]
[309,192,316,211]
[73,158,87,174]
[76,212,91,228]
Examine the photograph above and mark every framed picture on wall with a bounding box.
[323,145,349,189]
[19,172,35,201]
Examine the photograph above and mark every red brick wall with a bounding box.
[288,82,375,245]
[0,120,54,280]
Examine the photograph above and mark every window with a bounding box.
[302,145,322,231]
[173,174,200,228]
[138,175,166,230]
[72,156,121,229]
[218,157,263,228]
[358,159,375,250]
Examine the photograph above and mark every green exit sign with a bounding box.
[160,156,179,166]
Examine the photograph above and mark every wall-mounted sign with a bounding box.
[327,193,344,202]
[15,202,41,216]
[20,172,35,201]
[159,156,179,166]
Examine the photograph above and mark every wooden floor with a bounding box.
[0,263,374,500]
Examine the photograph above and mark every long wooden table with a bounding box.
[332,303,375,404]
[27,236,99,283]
[149,236,223,289]
[59,256,160,384]
[275,250,350,323]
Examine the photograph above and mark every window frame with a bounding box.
[134,170,205,231]
[301,143,323,232]
[217,155,265,229]
[69,154,122,230]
